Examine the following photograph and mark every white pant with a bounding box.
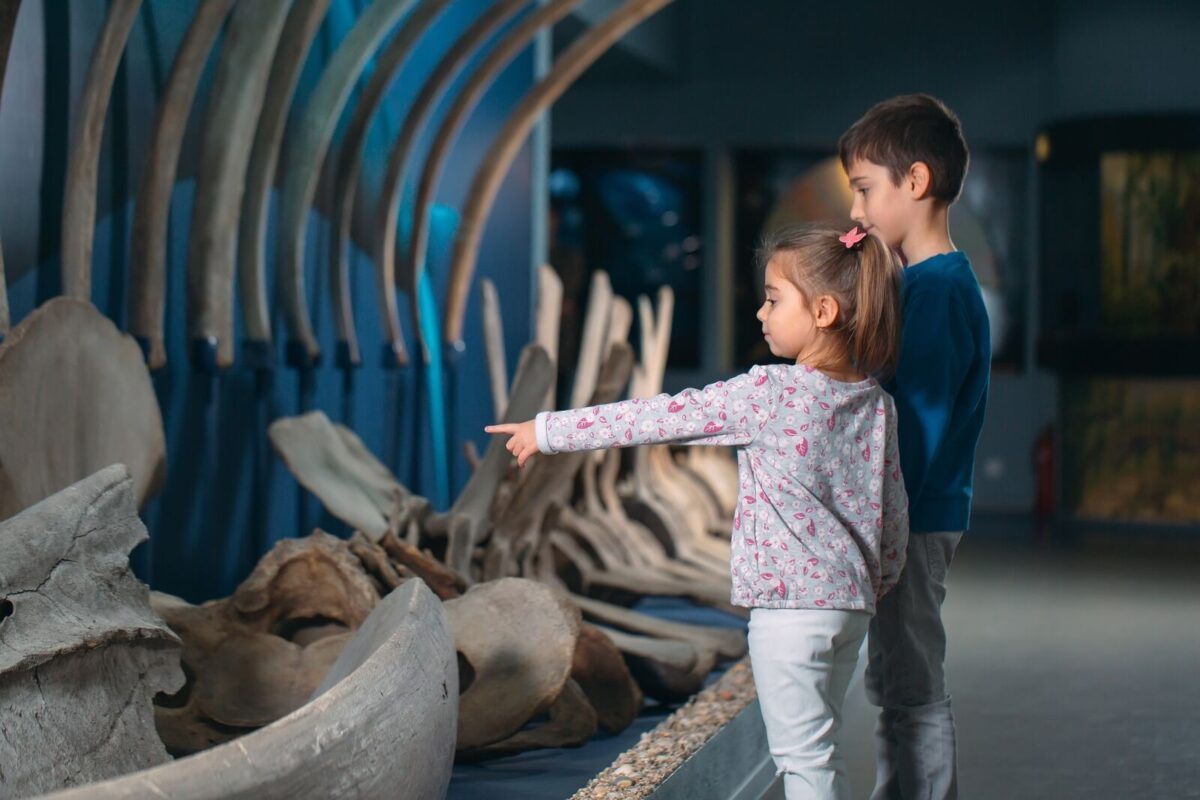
[748,607,872,800]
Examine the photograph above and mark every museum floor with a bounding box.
[449,514,1200,800]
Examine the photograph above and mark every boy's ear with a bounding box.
[907,161,933,200]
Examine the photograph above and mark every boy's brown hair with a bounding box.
[838,94,969,204]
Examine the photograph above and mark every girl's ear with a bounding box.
[814,295,840,328]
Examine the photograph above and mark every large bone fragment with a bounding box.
[0,300,165,520]
[445,578,582,751]
[150,531,378,754]
[0,466,184,797]
[41,579,457,800]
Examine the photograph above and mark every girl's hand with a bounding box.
[484,420,539,467]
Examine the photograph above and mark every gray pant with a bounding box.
[865,531,963,800]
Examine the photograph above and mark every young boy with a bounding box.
[839,94,991,800]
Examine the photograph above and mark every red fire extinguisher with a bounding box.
[1033,424,1055,517]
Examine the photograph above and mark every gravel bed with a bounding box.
[569,657,758,800]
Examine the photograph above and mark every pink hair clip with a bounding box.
[839,226,868,248]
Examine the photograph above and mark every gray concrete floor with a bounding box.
[765,518,1200,799]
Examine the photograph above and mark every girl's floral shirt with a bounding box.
[534,364,909,612]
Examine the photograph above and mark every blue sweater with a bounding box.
[882,250,990,533]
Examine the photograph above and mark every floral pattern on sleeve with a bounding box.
[536,365,776,454]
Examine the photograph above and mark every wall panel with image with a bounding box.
[1038,115,1200,525]
[1099,152,1200,340]
[1038,115,1200,374]
[548,148,705,401]
[1063,378,1199,524]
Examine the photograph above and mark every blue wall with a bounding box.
[0,0,544,602]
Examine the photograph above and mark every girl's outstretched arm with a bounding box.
[488,365,777,463]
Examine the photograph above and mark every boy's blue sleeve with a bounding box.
[890,289,973,503]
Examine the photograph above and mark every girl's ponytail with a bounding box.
[852,233,903,378]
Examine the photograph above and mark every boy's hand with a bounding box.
[484,420,539,467]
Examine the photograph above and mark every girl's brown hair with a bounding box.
[757,222,903,378]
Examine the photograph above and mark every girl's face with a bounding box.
[756,259,817,361]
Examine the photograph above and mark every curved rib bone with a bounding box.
[327,0,454,366]
[186,0,292,367]
[481,278,507,419]
[388,0,581,359]
[570,270,612,408]
[593,624,716,704]
[60,0,143,301]
[536,264,564,408]
[570,593,745,662]
[129,0,238,368]
[442,0,677,349]
[236,0,333,361]
[275,0,423,364]
[369,0,531,365]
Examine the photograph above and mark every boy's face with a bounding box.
[846,157,912,251]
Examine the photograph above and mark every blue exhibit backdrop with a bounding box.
[0,0,545,601]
